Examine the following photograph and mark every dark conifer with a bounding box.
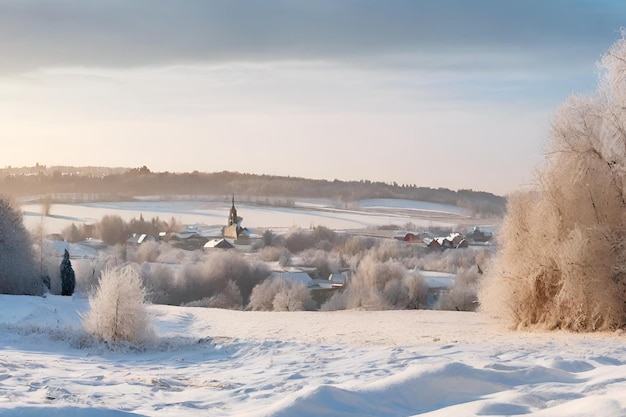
[60,249,75,296]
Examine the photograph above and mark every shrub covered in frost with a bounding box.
[322,255,427,311]
[82,266,155,343]
[480,37,626,331]
[148,251,269,307]
[248,277,315,311]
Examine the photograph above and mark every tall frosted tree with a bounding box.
[60,249,75,296]
[0,195,43,295]
[82,266,154,343]
[480,35,626,331]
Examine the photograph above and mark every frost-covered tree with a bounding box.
[322,256,427,311]
[182,280,243,309]
[0,195,43,295]
[61,223,82,243]
[152,251,268,306]
[60,249,75,296]
[97,214,128,246]
[82,266,154,343]
[248,277,315,311]
[480,35,626,331]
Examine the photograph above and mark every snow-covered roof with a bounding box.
[271,272,314,287]
[172,232,201,240]
[127,234,155,244]
[311,279,334,290]
[204,239,234,249]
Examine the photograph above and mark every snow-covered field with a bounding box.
[1,295,625,417]
[10,198,624,416]
[21,199,470,235]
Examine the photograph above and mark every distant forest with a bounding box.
[0,165,506,217]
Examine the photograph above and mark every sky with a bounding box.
[1,1,625,195]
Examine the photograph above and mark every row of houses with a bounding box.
[393,226,495,249]
[393,231,468,249]
[126,230,247,252]
[423,233,468,249]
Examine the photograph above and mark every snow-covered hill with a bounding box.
[0,295,625,416]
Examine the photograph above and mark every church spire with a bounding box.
[228,194,238,226]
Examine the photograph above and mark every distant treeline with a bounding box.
[0,165,506,217]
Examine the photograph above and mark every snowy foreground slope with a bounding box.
[1,295,625,417]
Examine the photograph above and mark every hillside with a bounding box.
[1,166,505,217]
[0,294,625,416]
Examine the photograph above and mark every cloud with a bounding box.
[2,0,622,195]
[0,0,623,74]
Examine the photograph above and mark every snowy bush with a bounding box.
[435,267,481,311]
[156,244,186,264]
[247,279,277,311]
[323,256,427,311]
[31,235,63,294]
[259,229,282,248]
[97,214,128,246]
[74,251,120,294]
[367,239,414,263]
[281,226,340,254]
[278,250,292,267]
[182,280,243,309]
[284,229,318,253]
[300,249,341,279]
[248,277,315,311]
[148,251,269,306]
[480,37,626,331]
[319,290,347,311]
[140,263,175,304]
[133,241,161,264]
[272,280,314,311]
[82,266,155,343]
[340,236,377,257]
[344,239,422,270]
[0,196,43,295]
[258,246,282,262]
[417,247,492,274]
[61,223,87,243]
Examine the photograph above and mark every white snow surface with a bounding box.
[358,198,471,217]
[21,199,464,234]
[1,295,625,416]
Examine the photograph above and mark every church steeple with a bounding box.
[224,194,245,239]
[228,194,238,226]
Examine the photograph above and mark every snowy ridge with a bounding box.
[0,295,625,416]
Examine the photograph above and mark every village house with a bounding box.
[126,233,156,245]
[425,232,467,250]
[466,226,493,242]
[393,231,422,243]
[204,238,235,250]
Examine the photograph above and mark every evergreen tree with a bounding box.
[60,249,75,296]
